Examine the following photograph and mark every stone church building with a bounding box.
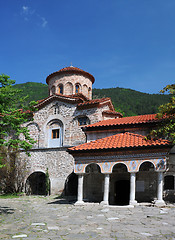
[23,66,175,206]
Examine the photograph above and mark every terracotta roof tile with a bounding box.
[77,97,110,106]
[102,110,123,117]
[46,66,95,84]
[69,132,171,152]
[85,114,158,128]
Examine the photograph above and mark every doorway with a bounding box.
[26,172,48,195]
[114,180,130,205]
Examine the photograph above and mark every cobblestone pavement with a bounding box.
[0,196,175,240]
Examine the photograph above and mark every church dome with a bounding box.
[46,66,95,84]
[46,66,94,99]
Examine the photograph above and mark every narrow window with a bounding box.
[75,84,80,93]
[59,84,63,94]
[52,129,59,139]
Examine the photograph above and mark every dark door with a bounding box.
[115,180,130,205]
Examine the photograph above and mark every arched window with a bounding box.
[47,120,63,148]
[75,84,80,94]
[88,87,91,99]
[58,84,63,94]
[78,116,90,126]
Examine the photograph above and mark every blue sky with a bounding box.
[0,0,175,93]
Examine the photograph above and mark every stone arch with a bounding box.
[84,163,103,202]
[26,122,40,148]
[85,163,101,173]
[64,172,78,197]
[65,82,73,95]
[47,119,63,148]
[83,84,88,97]
[139,161,156,171]
[112,162,129,172]
[25,171,50,195]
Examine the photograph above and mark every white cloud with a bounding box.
[21,5,48,28]
[22,6,29,13]
[41,17,48,28]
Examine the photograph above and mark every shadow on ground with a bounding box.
[0,207,15,215]
[48,196,76,205]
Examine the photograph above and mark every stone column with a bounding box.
[129,172,137,205]
[101,174,110,205]
[75,174,84,205]
[155,172,165,206]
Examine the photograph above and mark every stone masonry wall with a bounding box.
[20,148,74,195]
[48,73,92,99]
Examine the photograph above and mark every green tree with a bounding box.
[150,84,175,143]
[0,74,36,192]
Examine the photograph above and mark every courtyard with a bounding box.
[0,196,175,239]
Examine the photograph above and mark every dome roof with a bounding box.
[46,66,95,84]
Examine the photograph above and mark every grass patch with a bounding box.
[0,193,23,199]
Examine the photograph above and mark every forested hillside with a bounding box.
[13,82,170,117]
[93,87,170,116]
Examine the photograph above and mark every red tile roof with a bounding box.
[46,66,95,84]
[102,110,123,117]
[85,114,158,128]
[77,97,115,111]
[69,132,171,152]
[36,94,84,108]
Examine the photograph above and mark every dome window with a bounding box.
[75,84,80,94]
[58,84,63,94]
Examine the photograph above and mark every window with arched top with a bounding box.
[47,120,63,148]
[58,84,63,94]
[78,116,90,126]
[75,84,81,94]
[88,87,91,99]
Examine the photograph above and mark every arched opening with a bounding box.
[58,84,63,94]
[75,83,81,94]
[65,82,73,95]
[88,87,91,99]
[84,163,103,203]
[136,161,156,203]
[83,84,88,97]
[64,172,78,197]
[47,119,63,148]
[78,116,90,126]
[111,163,130,205]
[25,172,50,195]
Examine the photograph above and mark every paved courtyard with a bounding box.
[0,196,175,240]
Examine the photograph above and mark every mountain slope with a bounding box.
[13,82,170,116]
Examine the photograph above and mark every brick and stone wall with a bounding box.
[48,73,92,99]
[20,148,74,195]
